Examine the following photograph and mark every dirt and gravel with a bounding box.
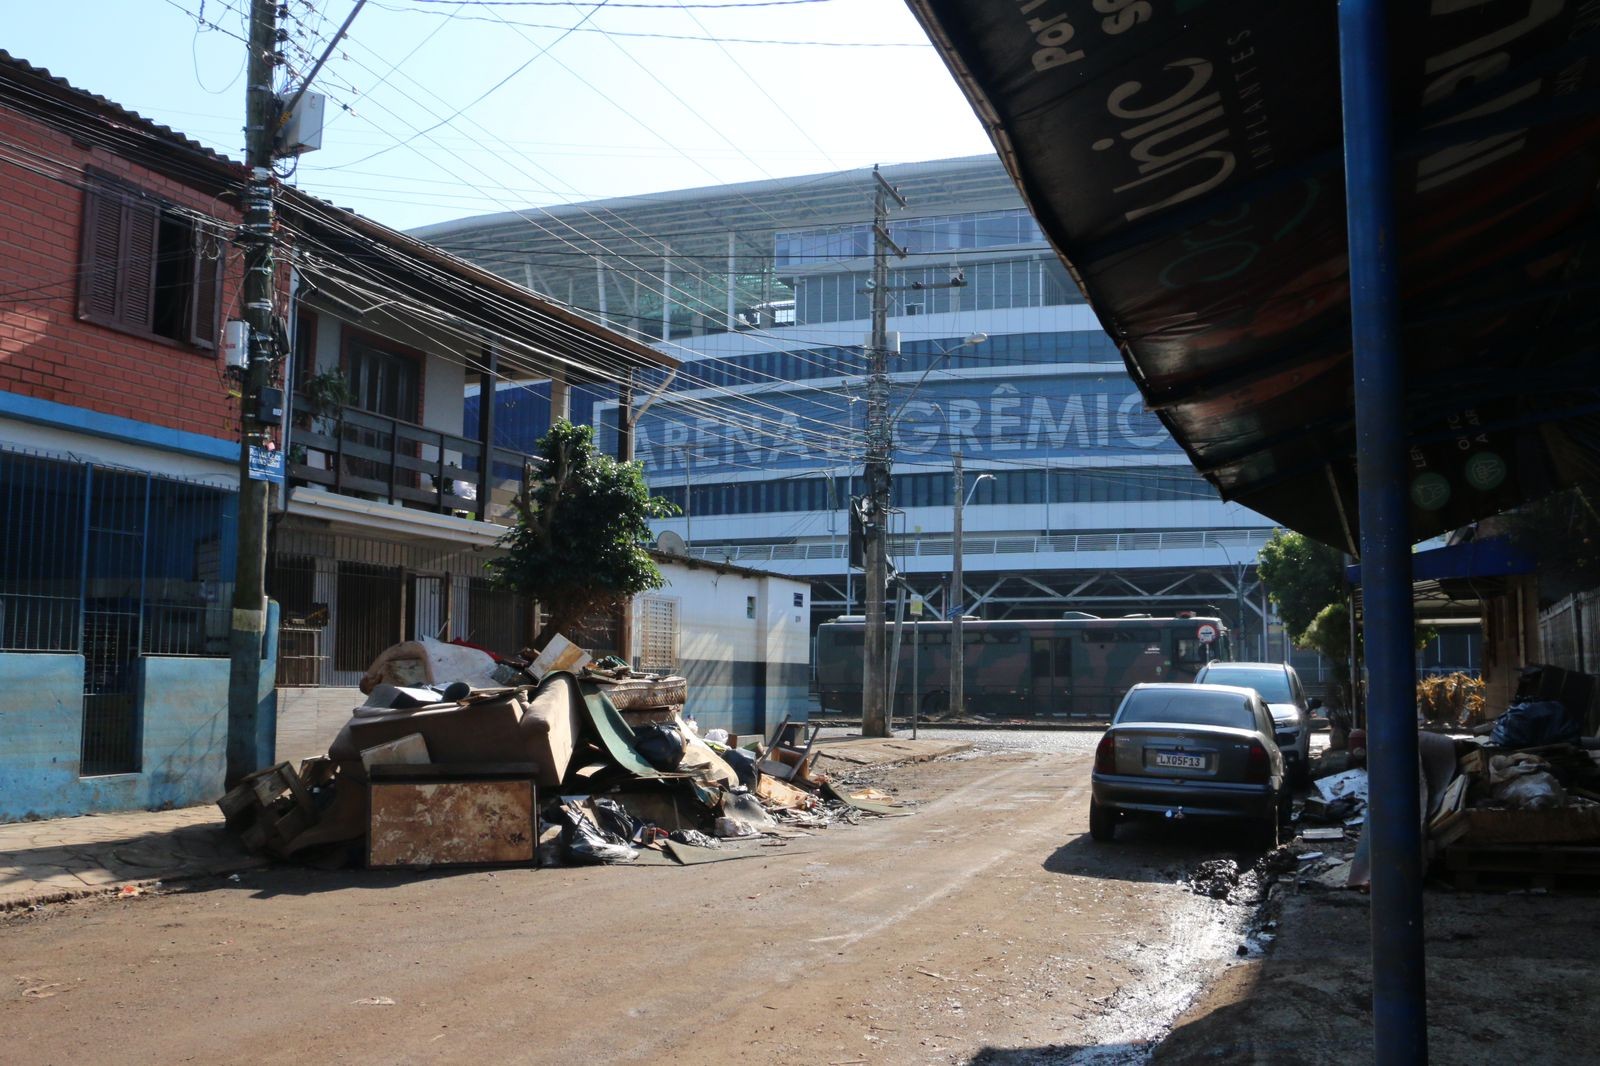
[1153,874,1600,1065]
[0,746,1273,1066]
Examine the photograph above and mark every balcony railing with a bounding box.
[681,527,1275,564]
[286,396,532,526]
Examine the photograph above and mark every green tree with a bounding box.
[1255,528,1346,639]
[488,420,677,650]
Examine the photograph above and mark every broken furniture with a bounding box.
[367,763,539,868]
[757,718,822,782]
[216,762,317,858]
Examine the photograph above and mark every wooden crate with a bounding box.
[1441,843,1600,891]
[1432,806,1600,849]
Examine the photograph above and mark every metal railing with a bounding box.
[287,396,532,526]
[682,527,1274,565]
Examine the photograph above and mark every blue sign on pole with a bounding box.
[248,446,285,484]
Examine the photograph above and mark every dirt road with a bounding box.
[1,750,1261,1065]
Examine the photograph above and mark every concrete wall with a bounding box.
[636,561,812,737]
[275,686,362,766]
[0,653,273,823]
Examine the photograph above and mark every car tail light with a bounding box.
[1094,733,1116,774]
[1244,740,1270,783]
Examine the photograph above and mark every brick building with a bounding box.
[0,52,672,820]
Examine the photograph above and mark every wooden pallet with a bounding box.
[1440,844,1600,891]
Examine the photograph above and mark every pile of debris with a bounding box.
[1426,668,1600,888]
[220,634,907,870]
[1290,664,1600,893]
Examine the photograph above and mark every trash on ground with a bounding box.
[219,631,912,873]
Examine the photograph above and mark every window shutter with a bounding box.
[188,228,225,351]
[77,186,122,323]
[119,197,160,332]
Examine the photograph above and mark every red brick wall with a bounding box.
[0,106,246,441]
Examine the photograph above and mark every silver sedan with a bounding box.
[1089,682,1290,849]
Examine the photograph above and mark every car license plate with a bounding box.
[1154,751,1204,770]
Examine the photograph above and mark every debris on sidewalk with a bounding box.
[219,632,912,873]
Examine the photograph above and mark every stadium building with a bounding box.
[418,156,1315,670]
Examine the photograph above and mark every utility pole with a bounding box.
[861,165,906,738]
[226,0,280,787]
[950,450,966,718]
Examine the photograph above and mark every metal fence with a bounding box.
[0,447,236,774]
[1540,589,1600,675]
[268,529,533,686]
[684,526,1276,565]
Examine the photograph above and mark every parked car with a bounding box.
[1089,683,1290,848]
[1192,661,1318,786]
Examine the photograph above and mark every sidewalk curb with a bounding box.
[1,856,269,914]
[812,740,976,770]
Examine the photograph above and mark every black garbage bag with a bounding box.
[590,796,639,843]
[1491,700,1579,749]
[717,745,760,789]
[634,723,687,772]
[668,829,720,848]
[548,800,637,865]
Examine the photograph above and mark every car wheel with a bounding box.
[1252,810,1280,851]
[1089,799,1117,843]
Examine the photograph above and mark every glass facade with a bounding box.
[656,330,1120,394]
[793,259,1078,325]
[774,209,1045,267]
[653,466,1212,518]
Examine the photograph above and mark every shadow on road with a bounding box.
[967,1040,1147,1064]
[1045,818,1268,885]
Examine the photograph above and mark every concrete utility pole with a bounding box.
[950,450,966,717]
[861,165,906,738]
[226,0,280,787]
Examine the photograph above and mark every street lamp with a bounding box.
[1211,536,1251,660]
[950,463,994,717]
[890,333,989,425]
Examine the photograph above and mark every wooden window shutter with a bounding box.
[188,227,225,351]
[119,196,160,332]
[77,185,122,324]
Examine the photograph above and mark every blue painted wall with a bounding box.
[0,650,277,823]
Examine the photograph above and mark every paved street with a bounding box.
[0,744,1267,1065]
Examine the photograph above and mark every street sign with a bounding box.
[1196,622,1219,644]
[248,445,285,484]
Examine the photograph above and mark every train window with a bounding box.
[1082,629,1161,644]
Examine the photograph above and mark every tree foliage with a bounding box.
[487,420,677,649]
[1255,529,1346,641]
[1504,483,1600,594]
[1301,601,1351,665]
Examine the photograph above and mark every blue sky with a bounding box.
[7,0,993,231]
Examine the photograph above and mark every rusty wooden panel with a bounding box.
[368,780,535,868]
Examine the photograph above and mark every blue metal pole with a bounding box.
[1338,2,1428,1063]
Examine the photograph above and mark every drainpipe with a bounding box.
[1339,3,1427,1062]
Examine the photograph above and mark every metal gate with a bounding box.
[0,447,237,777]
